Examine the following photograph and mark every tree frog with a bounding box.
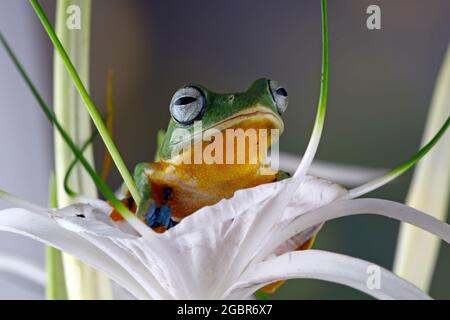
[111,78,312,293]
[112,78,292,230]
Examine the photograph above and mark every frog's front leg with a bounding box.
[133,162,154,219]
[111,163,176,232]
[111,163,153,220]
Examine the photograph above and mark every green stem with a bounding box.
[347,115,450,199]
[316,0,329,127]
[29,0,141,205]
[0,32,147,235]
[46,173,68,300]
[52,0,112,299]
[64,130,99,197]
[391,118,450,174]
[293,0,328,178]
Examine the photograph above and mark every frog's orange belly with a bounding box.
[147,162,277,220]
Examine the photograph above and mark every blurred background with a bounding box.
[0,0,449,299]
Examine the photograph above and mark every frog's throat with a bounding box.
[168,105,283,158]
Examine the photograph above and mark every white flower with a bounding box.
[1,0,448,300]
[1,169,449,299]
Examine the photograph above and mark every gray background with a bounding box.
[0,0,449,299]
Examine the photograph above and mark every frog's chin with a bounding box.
[203,106,284,135]
[167,106,283,166]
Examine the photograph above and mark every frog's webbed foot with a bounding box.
[110,192,177,232]
[144,203,178,233]
[111,163,178,232]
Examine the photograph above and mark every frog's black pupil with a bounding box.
[276,87,288,97]
[175,96,197,106]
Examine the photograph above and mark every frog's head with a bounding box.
[159,78,288,163]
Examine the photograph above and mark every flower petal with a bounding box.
[226,250,430,300]
[279,152,387,187]
[73,233,174,299]
[47,205,175,299]
[253,198,450,265]
[0,194,180,299]
[0,207,150,299]
[149,176,346,298]
[171,176,346,236]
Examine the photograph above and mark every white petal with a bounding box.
[172,175,345,236]
[55,216,136,239]
[50,210,174,299]
[0,207,150,299]
[1,197,181,299]
[226,250,430,300]
[74,233,173,299]
[169,177,288,236]
[118,237,188,299]
[253,199,450,265]
[278,152,387,187]
[149,176,346,298]
[76,197,140,236]
[214,177,345,294]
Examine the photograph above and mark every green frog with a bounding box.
[111,78,311,293]
[112,78,288,225]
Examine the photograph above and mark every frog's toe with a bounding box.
[145,203,178,231]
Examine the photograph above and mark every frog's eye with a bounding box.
[170,86,206,125]
[269,80,288,115]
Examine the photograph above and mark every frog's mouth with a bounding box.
[168,106,283,165]
[204,106,282,135]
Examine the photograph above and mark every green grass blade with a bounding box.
[0,31,148,234]
[293,0,328,178]
[52,0,112,300]
[46,172,68,300]
[346,116,449,199]
[29,0,140,205]
[63,129,98,198]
